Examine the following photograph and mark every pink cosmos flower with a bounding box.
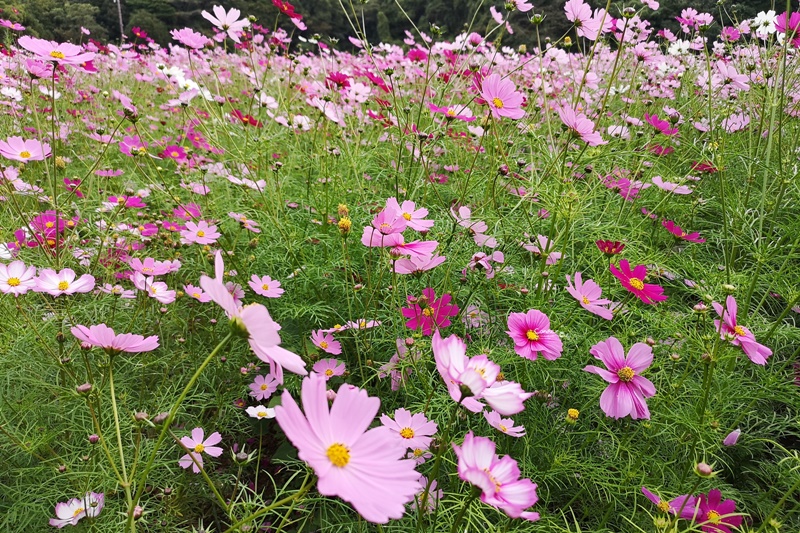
[641,487,696,516]
[310,330,342,355]
[119,136,148,157]
[0,260,36,296]
[71,324,159,354]
[200,252,307,383]
[274,373,420,523]
[644,113,679,136]
[108,195,146,209]
[583,337,656,420]
[484,410,526,437]
[248,274,284,298]
[776,11,800,47]
[393,254,446,275]
[522,234,562,265]
[312,358,346,381]
[385,197,434,232]
[49,492,104,528]
[178,427,224,473]
[451,205,497,248]
[688,489,743,533]
[201,5,250,43]
[662,220,706,243]
[379,408,438,450]
[249,374,279,401]
[480,73,525,120]
[427,102,476,122]
[18,35,95,66]
[506,310,563,361]
[557,106,607,146]
[132,273,176,304]
[712,295,772,365]
[129,257,179,276]
[565,272,614,320]
[171,27,210,49]
[0,136,51,162]
[466,251,504,279]
[401,287,459,336]
[181,221,221,245]
[432,330,531,415]
[453,432,539,520]
[100,284,136,299]
[652,176,693,195]
[610,260,667,304]
[35,268,95,297]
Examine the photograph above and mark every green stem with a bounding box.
[449,488,480,533]
[108,357,133,510]
[220,472,315,533]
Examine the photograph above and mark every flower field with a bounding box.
[1,1,799,531]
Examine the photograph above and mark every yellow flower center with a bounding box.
[617,366,635,382]
[629,277,645,290]
[379,222,392,232]
[194,443,205,453]
[192,292,200,298]
[7,277,20,287]
[499,424,508,432]
[422,307,434,317]
[320,341,329,349]
[19,151,31,158]
[257,410,269,418]
[197,230,205,237]
[262,284,269,290]
[402,212,412,221]
[399,427,415,439]
[50,50,66,59]
[706,510,721,525]
[326,443,350,467]
[333,324,342,330]
[150,287,158,294]
[492,97,504,109]
[733,325,746,336]
[567,408,580,420]
[260,383,268,390]
[137,147,146,154]
[72,507,85,517]
[413,448,424,457]
[324,368,334,377]
[657,500,671,513]
[170,151,179,157]
[45,221,55,228]
[581,296,590,304]
[57,281,69,291]
[526,330,539,341]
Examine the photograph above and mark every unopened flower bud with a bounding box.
[722,284,736,294]
[325,389,337,401]
[76,383,93,394]
[695,462,714,477]
[152,412,170,425]
[134,411,149,422]
[89,434,99,444]
[132,506,143,520]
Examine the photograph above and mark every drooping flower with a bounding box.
[171,27,210,49]
[274,373,420,523]
[35,268,95,297]
[200,251,307,383]
[506,310,563,361]
[712,295,772,365]
[49,492,104,528]
[312,358,346,380]
[178,427,224,473]
[393,254,446,275]
[248,274,284,298]
[310,330,342,355]
[0,136,51,162]
[0,260,37,296]
[565,273,614,320]
[584,337,656,420]
[201,5,251,42]
[610,260,667,304]
[249,374,278,401]
[644,113,680,136]
[379,408,438,450]
[71,324,159,354]
[480,73,525,120]
[453,432,539,520]
[521,234,562,265]
[484,410,526,437]
[401,287,459,336]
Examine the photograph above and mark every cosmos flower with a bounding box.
[49,492,104,528]
[312,358,346,380]
[181,221,221,245]
[246,405,276,419]
[557,106,606,146]
[712,295,772,365]
[274,373,420,523]
[565,272,614,320]
[641,487,696,516]
[662,220,706,243]
[249,374,278,401]
[201,5,250,43]
[178,427,223,473]
[584,337,656,420]
[70,324,159,354]
[35,268,95,297]
[480,73,525,120]
[310,330,342,355]
[610,260,667,304]
[483,410,526,437]
[0,136,51,162]
[401,287,459,336]
[505,309,563,361]
[690,489,743,533]
[0,260,37,296]
[379,408,438,450]
[18,35,95,66]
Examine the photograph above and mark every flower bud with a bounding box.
[89,434,99,444]
[152,412,170,425]
[566,408,579,424]
[694,462,714,477]
[76,383,93,394]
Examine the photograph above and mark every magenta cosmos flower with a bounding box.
[712,295,772,365]
[274,373,420,523]
[480,73,525,120]
[71,324,159,354]
[453,431,539,520]
[35,268,95,297]
[385,197,434,232]
[565,272,614,320]
[506,309,563,361]
[248,274,284,298]
[379,408,438,450]
[200,252,307,383]
[0,136,51,162]
[0,260,37,296]
[641,487,696,516]
[610,260,667,304]
[687,489,743,533]
[18,35,95,66]
[401,287,459,336]
[662,220,705,243]
[49,492,104,528]
[178,427,223,473]
[583,337,656,420]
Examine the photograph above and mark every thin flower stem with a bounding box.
[220,472,315,533]
[449,488,480,533]
[167,429,229,512]
[127,332,233,532]
[108,357,133,511]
